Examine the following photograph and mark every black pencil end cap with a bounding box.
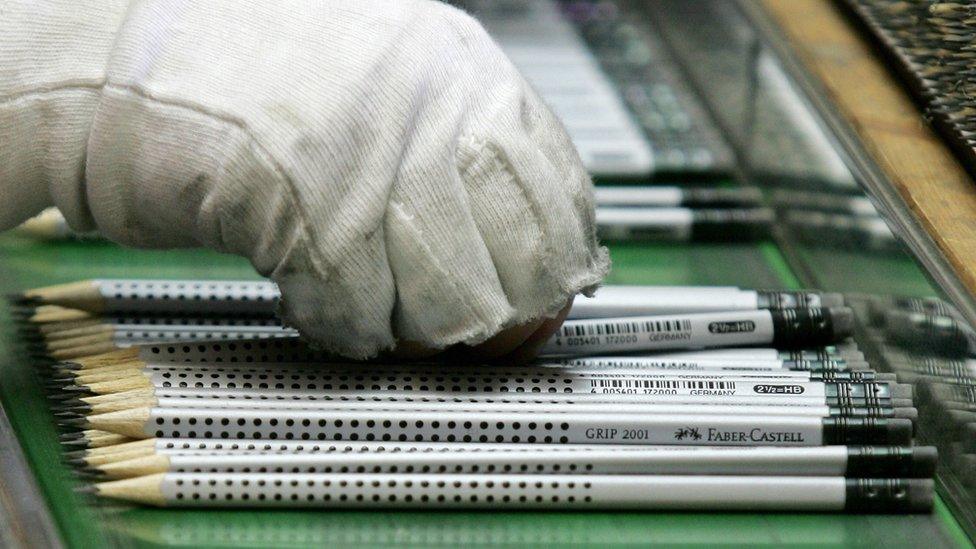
[911,446,939,478]
[828,307,855,341]
[845,479,934,513]
[886,418,914,446]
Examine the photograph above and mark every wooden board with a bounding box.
[761,0,976,297]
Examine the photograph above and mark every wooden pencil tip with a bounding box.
[23,281,104,313]
[88,408,151,439]
[94,474,167,506]
[72,349,142,369]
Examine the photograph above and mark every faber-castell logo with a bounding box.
[708,321,756,334]
[673,427,702,441]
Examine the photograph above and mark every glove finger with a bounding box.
[458,88,608,325]
[272,229,398,360]
[384,156,514,349]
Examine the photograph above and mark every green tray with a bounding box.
[0,234,970,548]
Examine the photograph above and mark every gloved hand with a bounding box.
[0,0,609,359]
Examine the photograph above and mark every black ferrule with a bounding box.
[809,371,877,382]
[844,479,934,513]
[802,349,836,362]
[825,395,894,408]
[756,291,824,310]
[822,417,913,445]
[783,359,846,371]
[824,382,892,399]
[899,357,969,378]
[894,296,958,318]
[846,447,937,478]
[917,382,976,405]
[887,312,974,357]
[828,405,892,418]
[770,308,847,348]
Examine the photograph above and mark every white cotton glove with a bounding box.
[0,0,609,358]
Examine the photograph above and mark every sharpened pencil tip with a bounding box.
[73,484,96,496]
[74,467,105,479]
[61,385,93,395]
[57,418,89,428]
[60,439,90,448]
[58,432,83,441]
[5,293,36,305]
[49,375,77,383]
[53,411,82,420]
[51,404,90,414]
[63,450,88,459]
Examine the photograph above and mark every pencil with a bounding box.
[73,405,915,446]
[51,389,914,419]
[18,280,279,315]
[12,208,99,240]
[59,429,135,449]
[83,473,933,511]
[55,385,914,421]
[38,316,285,341]
[50,336,865,370]
[83,444,937,481]
[593,186,763,208]
[18,280,842,318]
[49,363,913,408]
[541,308,854,356]
[36,327,297,360]
[595,207,774,242]
[49,363,896,392]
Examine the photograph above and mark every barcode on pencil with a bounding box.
[560,319,692,337]
[590,380,736,390]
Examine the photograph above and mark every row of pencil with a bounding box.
[854,293,976,507]
[9,279,936,511]
[14,185,894,249]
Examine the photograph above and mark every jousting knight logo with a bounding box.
[673,427,702,441]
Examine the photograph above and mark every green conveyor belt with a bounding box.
[0,233,970,548]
